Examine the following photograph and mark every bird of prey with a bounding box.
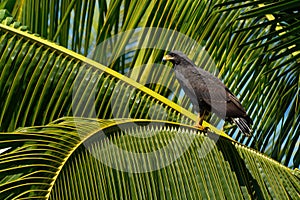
[163,51,253,136]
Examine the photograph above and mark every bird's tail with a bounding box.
[231,117,253,136]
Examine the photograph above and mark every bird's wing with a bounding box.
[226,89,252,124]
[175,65,248,118]
[190,68,228,103]
[226,89,245,110]
[189,68,248,118]
[225,89,248,117]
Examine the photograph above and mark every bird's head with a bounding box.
[163,51,193,66]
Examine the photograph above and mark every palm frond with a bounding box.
[0,117,299,199]
[0,0,299,167]
[0,14,232,140]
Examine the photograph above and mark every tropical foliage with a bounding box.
[1,0,299,168]
[1,118,299,199]
[0,0,299,199]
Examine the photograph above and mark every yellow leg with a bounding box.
[195,110,208,131]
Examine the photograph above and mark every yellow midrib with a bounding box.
[0,23,232,140]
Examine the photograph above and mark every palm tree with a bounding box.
[0,0,299,199]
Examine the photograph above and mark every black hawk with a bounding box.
[163,51,253,136]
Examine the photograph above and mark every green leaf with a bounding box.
[1,0,299,168]
[0,118,299,199]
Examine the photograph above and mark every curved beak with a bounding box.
[163,54,174,61]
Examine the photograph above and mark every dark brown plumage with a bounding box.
[163,51,253,136]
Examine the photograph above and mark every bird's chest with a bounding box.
[175,67,205,85]
[174,68,207,103]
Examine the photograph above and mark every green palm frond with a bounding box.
[0,12,231,140]
[0,117,299,199]
[214,0,300,167]
[0,16,186,130]
[0,1,299,197]
[0,0,299,167]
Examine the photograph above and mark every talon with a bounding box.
[194,124,209,132]
[195,110,209,132]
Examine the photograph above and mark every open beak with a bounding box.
[163,54,174,61]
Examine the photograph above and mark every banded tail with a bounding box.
[231,117,253,136]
